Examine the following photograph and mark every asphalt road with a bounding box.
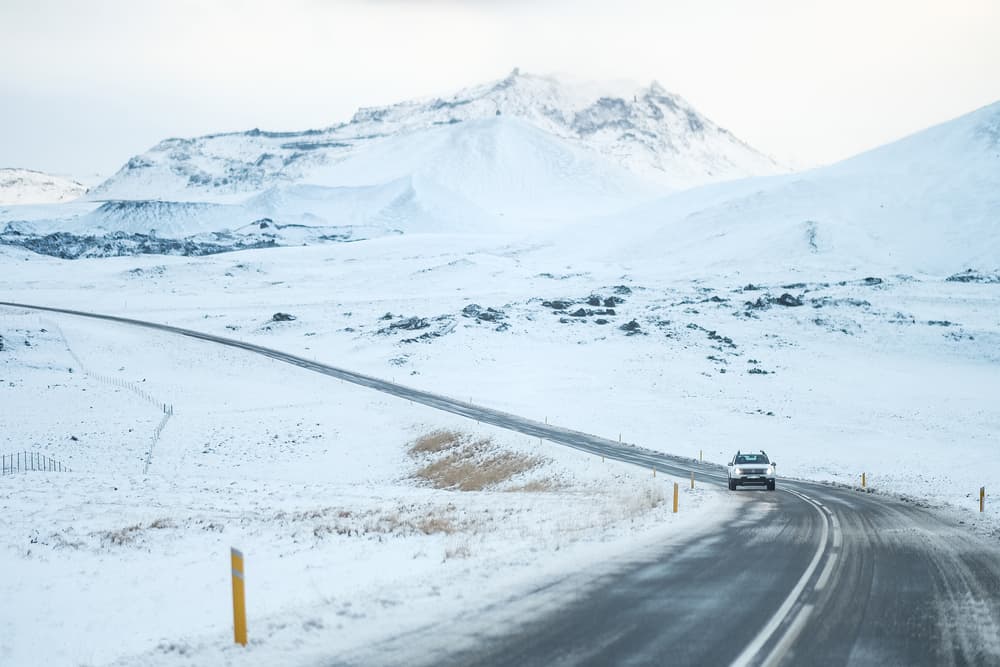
[4,301,999,666]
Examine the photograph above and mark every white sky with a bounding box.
[2,0,999,180]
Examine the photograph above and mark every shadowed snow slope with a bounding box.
[302,116,660,227]
[589,101,1000,276]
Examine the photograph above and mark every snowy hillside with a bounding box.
[593,101,1000,276]
[89,69,780,201]
[0,168,85,205]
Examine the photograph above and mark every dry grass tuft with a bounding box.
[409,429,463,455]
[444,544,472,560]
[415,515,456,535]
[506,478,561,493]
[411,433,543,491]
[100,523,144,546]
[99,517,176,546]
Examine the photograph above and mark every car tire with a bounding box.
[728,479,736,491]
[767,481,776,491]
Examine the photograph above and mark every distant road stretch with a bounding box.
[4,301,999,667]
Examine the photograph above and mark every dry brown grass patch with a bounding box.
[409,429,463,455]
[411,434,543,491]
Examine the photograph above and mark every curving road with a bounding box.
[4,301,999,666]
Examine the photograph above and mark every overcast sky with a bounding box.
[2,0,999,180]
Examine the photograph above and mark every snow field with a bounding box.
[0,306,729,666]
[6,232,998,527]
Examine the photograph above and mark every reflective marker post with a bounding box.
[673,483,679,513]
[981,487,986,513]
[231,548,247,646]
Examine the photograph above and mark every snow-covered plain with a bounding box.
[0,294,730,666]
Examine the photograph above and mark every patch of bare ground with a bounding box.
[409,432,545,491]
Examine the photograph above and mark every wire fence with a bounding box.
[2,451,71,475]
[41,318,175,475]
[144,406,174,474]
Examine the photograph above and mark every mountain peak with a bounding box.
[92,70,783,200]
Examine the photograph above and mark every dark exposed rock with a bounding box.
[542,299,573,310]
[586,295,602,307]
[462,304,505,323]
[0,335,4,351]
[743,283,761,291]
[380,312,394,320]
[477,308,503,322]
[603,296,625,307]
[775,293,803,307]
[612,285,632,295]
[927,320,955,327]
[748,367,770,375]
[863,277,883,286]
[782,283,807,289]
[810,297,871,309]
[946,269,1000,283]
[390,317,430,331]
[1,229,278,259]
[620,319,641,334]
[570,308,590,317]
[745,297,770,310]
[595,319,609,325]
[271,312,296,322]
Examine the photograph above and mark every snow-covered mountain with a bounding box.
[587,100,1000,276]
[0,168,86,205]
[89,69,781,202]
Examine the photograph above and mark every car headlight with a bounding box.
[734,468,743,475]
[767,465,774,474]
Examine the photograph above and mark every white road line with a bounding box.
[814,553,838,592]
[729,489,830,667]
[760,604,815,667]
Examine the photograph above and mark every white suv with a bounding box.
[728,450,776,491]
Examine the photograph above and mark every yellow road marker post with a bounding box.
[981,487,986,513]
[862,472,867,489]
[673,483,679,513]
[231,548,247,646]
[691,471,695,489]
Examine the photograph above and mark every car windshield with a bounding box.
[735,454,769,465]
